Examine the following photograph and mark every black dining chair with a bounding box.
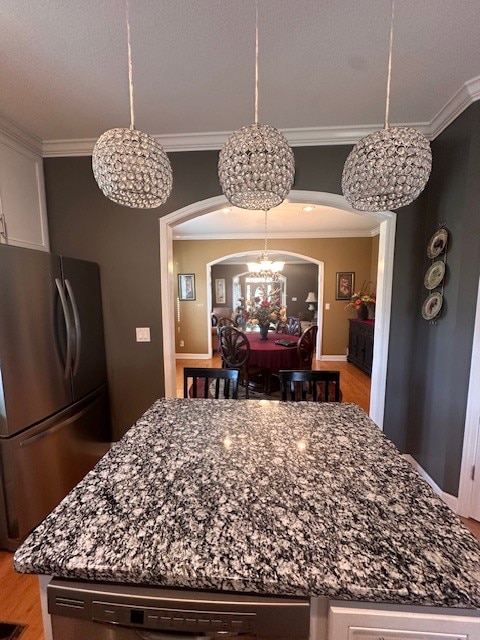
[297,325,318,369]
[218,326,268,398]
[279,369,341,402]
[183,367,239,399]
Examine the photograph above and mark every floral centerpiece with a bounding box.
[243,285,285,339]
[345,281,376,319]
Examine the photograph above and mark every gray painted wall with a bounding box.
[44,122,480,496]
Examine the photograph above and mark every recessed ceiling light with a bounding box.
[222,207,231,213]
[302,205,315,212]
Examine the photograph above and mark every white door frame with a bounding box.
[458,275,480,517]
[160,190,396,429]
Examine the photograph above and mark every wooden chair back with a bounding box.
[297,325,318,369]
[279,369,341,402]
[218,326,250,369]
[276,316,302,336]
[183,367,239,399]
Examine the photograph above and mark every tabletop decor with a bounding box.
[243,285,285,339]
[92,0,172,209]
[217,0,294,211]
[341,0,431,211]
[345,282,376,320]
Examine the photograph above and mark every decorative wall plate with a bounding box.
[427,228,448,259]
[422,292,443,321]
[424,260,445,290]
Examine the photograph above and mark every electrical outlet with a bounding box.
[180,340,185,347]
[136,327,151,342]
[325,303,330,310]
[291,297,297,302]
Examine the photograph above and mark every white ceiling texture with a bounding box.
[1,0,479,242]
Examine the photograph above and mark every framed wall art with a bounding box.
[336,272,355,300]
[178,274,196,301]
[215,278,226,305]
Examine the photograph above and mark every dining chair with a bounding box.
[276,316,302,336]
[297,325,318,369]
[218,326,267,398]
[216,317,235,352]
[183,367,239,399]
[279,369,341,402]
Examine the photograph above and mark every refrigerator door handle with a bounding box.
[65,278,82,376]
[55,278,73,379]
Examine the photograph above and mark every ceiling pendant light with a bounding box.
[246,210,284,278]
[218,0,295,211]
[341,0,432,212]
[92,0,172,209]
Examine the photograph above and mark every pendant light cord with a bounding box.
[263,209,268,254]
[384,0,395,129]
[254,0,259,124]
[125,0,135,130]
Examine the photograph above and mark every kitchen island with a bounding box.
[14,398,480,638]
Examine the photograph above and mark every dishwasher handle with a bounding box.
[136,632,214,640]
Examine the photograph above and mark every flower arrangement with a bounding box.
[345,281,376,310]
[243,285,285,327]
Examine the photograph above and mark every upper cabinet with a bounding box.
[0,130,49,252]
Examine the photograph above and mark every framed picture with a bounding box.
[178,274,196,301]
[215,278,226,305]
[336,272,355,300]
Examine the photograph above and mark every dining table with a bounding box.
[246,331,300,372]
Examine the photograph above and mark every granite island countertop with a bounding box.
[13,398,480,608]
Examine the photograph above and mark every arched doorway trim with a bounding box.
[205,251,324,360]
[160,191,396,429]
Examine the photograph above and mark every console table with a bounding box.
[347,319,374,375]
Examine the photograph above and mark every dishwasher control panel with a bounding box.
[92,600,256,634]
[48,579,310,639]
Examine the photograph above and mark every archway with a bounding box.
[160,190,396,429]
[207,251,324,359]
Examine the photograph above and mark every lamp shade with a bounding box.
[305,292,317,303]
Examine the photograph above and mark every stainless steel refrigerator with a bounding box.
[0,244,111,550]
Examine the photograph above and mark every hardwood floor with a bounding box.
[1,360,477,639]
[0,551,43,640]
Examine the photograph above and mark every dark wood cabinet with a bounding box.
[347,319,374,375]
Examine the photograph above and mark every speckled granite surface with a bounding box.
[13,399,480,608]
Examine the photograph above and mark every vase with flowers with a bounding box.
[345,281,376,320]
[243,285,285,339]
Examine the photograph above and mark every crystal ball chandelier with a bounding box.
[218,123,295,211]
[92,128,173,209]
[341,0,431,212]
[92,0,172,210]
[341,126,432,211]
[218,0,294,211]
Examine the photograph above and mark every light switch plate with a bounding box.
[136,327,151,342]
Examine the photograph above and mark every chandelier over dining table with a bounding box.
[246,210,284,278]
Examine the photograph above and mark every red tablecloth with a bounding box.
[247,332,299,371]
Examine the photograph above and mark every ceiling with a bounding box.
[1,1,478,239]
[1,0,479,147]
[173,202,379,239]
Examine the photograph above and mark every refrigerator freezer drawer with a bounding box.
[0,385,110,551]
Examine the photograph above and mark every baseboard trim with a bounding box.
[403,454,458,513]
[176,353,211,360]
[319,355,347,361]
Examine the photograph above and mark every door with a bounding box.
[0,386,110,550]
[61,257,107,401]
[0,245,71,436]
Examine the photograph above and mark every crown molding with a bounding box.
[27,75,478,157]
[0,114,43,155]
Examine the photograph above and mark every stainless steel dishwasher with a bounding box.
[48,579,310,639]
